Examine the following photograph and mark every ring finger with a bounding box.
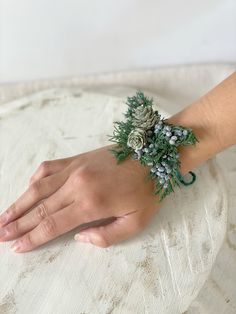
[0,182,73,241]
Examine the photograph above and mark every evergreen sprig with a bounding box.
[107,91,199,202]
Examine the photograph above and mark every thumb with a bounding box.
[74,211,146,248]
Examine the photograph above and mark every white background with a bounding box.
[0,0,235,83]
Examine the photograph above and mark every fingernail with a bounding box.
[74,233,90,243]
[11,240,22,252]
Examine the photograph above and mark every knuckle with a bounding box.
[5,219,19,235]
[40,217,57,237]
[6,203,17,219]
[70,167,94,186]
[39,161,51,174]
[29,180,41,197]
[35,202,48,221]
[11,220,20,234]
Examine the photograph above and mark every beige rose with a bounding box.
[127,128,147,150]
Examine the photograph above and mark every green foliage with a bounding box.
[107,119,133,163]
[107,90,199,202]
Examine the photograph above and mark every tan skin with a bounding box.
[0,144,159,252]
[0,71,235,253]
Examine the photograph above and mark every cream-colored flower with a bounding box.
[133,105,159,129]
[127,128,147,150]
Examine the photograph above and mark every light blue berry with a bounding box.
[149,144,154,148]
[163,155,167,158]
[161,161,167,166]
[158,166,165,172]
[155,124,162,130]
[166,131,172,137]
[169,139,175,145]
[164,175,169,180]
[150,167,156,173]
[159,178,165,184]
[166,168,172,174]
[147,162,153,166]
[175,130,182,136]
[156,171,161,176]
[171,135,177,141]
[144,148,149,153]
[183,130,188,136]
[163,183,168,189]
[166,126,171,131]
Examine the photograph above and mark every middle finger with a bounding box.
[0,170,69,228]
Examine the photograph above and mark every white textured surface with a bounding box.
[0,85,228,314]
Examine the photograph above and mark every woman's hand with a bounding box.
[0,144,159,253]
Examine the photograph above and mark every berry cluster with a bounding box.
[132,120,190,190]
[154,120,188,144]
[149,161,172,189]
[133,151,178,190]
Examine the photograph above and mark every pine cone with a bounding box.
[132,105,158,129]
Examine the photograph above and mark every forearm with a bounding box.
[166,71,236,176]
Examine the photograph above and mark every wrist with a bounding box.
[167,72,236,176]
[166,98,223,176]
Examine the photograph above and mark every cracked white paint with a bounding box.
[0,74,230,313]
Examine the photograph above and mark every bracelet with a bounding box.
[107,91,199,202]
